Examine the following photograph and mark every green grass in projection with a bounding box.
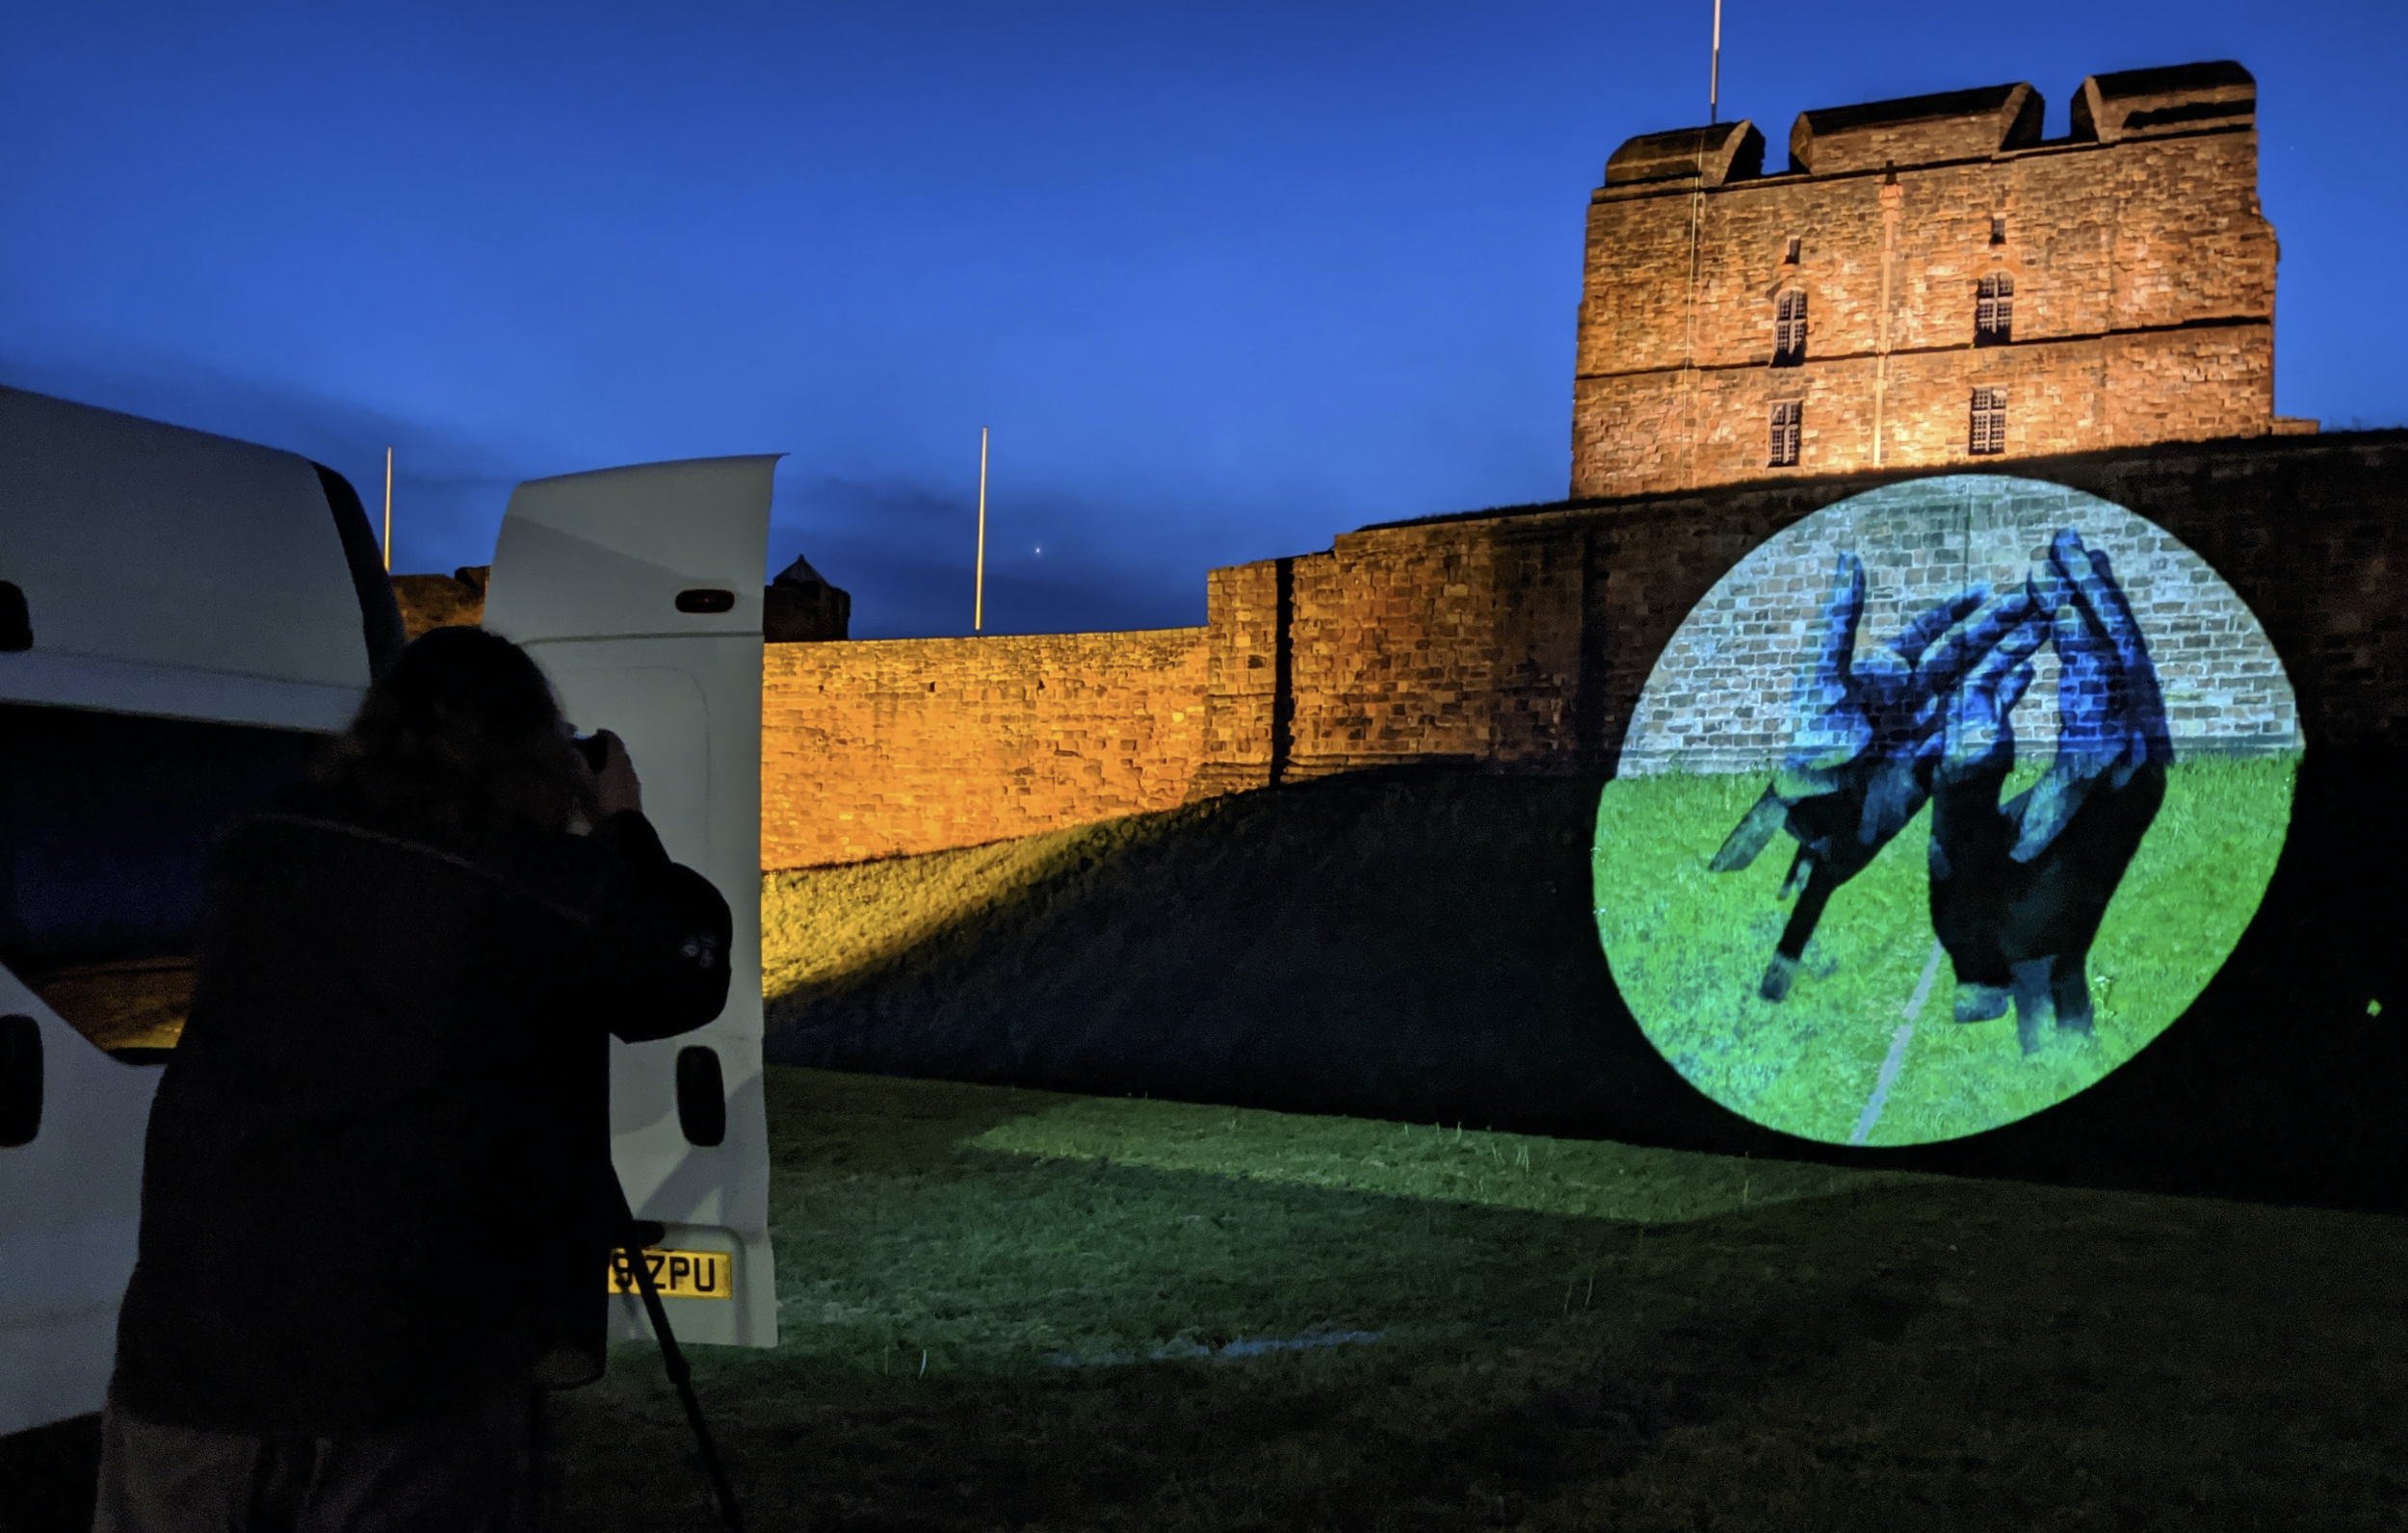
[1594,753,2296,1147]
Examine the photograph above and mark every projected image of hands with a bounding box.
[1930,531,2173,1052]
[1716,529,2168,1053]
[1707,556,2039,1003]
[1599,477,2295,1145]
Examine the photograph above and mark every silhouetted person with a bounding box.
[94,626,733,1533]
[1712,552,2037,1000]
[1928,530,2170,1052]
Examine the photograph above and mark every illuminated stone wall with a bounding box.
[759,629,1208,869]
[1190,432,2407,792]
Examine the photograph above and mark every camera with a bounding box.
[570,730,611,773]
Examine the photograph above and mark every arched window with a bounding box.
[1772,291,1807,367]
[1976,274,2014,346]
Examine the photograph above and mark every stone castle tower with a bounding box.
[1570,61,2310,498]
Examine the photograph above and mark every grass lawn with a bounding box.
[1594,755,2297,1147]
[548,1065,2408,1531]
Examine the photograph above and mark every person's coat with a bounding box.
[108,794,732,1435]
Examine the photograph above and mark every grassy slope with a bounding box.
[763,814,1207,1003]
[1595,756,2296,1146]
[548,1066,2408,1532]
[760,773,1699,1146]
[758,763,2408,1211]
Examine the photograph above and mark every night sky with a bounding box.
[4,2,2397,638]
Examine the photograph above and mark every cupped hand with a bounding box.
[1711,552,2040,1000]
[1925,528,2170,1052]
[2006,530,2171,864]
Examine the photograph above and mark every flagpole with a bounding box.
[973,427,988,634]
[381,446,394,571]
[1709,0,1722,124]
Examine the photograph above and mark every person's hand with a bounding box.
[1926,530,2169,1052]
[2009,530,2172,863]
[1710,552,2037,1000]
[1935,603,2049,789]
[588,729,642,818]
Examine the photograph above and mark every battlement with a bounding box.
[1572,63,2291,498]
[2074,60,2256,143]
[1787,80,2042,175]
[1597,63,2260,195]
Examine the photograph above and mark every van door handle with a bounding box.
[1,1015,43,1146]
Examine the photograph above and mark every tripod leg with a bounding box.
[625,1240,747,1533]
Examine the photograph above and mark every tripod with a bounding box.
[615,1212,746,1533]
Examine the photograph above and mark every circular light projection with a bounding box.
[1594,477,2297,1147]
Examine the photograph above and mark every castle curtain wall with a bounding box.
[758,434,2408,870]
[1282,436,2405,778]
[759,629,1208,868]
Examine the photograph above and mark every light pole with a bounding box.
[974,427,989,633]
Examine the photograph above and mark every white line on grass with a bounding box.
[1848,940,1946,1146]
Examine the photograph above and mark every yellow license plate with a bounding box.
[606,1247,733,1300]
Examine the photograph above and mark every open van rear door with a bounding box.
[0,385,393,1436]
[482,456,777,1349]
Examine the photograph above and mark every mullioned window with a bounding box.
[1768,401,1802,466]
[1976,274,2014,346]
[1969,388,2007,454]
[1772,291,1807,367]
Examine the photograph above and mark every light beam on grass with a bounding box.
[970,1096,1925,1226]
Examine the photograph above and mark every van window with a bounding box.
[0,704,324,1054]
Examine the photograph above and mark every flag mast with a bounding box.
[973,427,989,634]
[1709,0,1722,124]
[381,446,394,571]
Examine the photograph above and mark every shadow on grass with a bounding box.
[767,747,2408,1214]
[767,768,1722,1146]
[552,1069,2408,1532]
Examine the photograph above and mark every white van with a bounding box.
[0,385,775,1438]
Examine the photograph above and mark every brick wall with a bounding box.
[1575,327,2275,498]
[760,628,1206,868]
[1572,90,2282,497]
[1615,475,2297,775]
[1193,432,2408,792]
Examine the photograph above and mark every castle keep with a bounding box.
[1571,62,2306,498]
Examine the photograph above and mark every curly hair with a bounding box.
[308,625,595,854]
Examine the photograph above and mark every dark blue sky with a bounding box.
[4,2,2396,637]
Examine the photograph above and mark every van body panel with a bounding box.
[0,968,163,1436]
[0,386,377,715]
